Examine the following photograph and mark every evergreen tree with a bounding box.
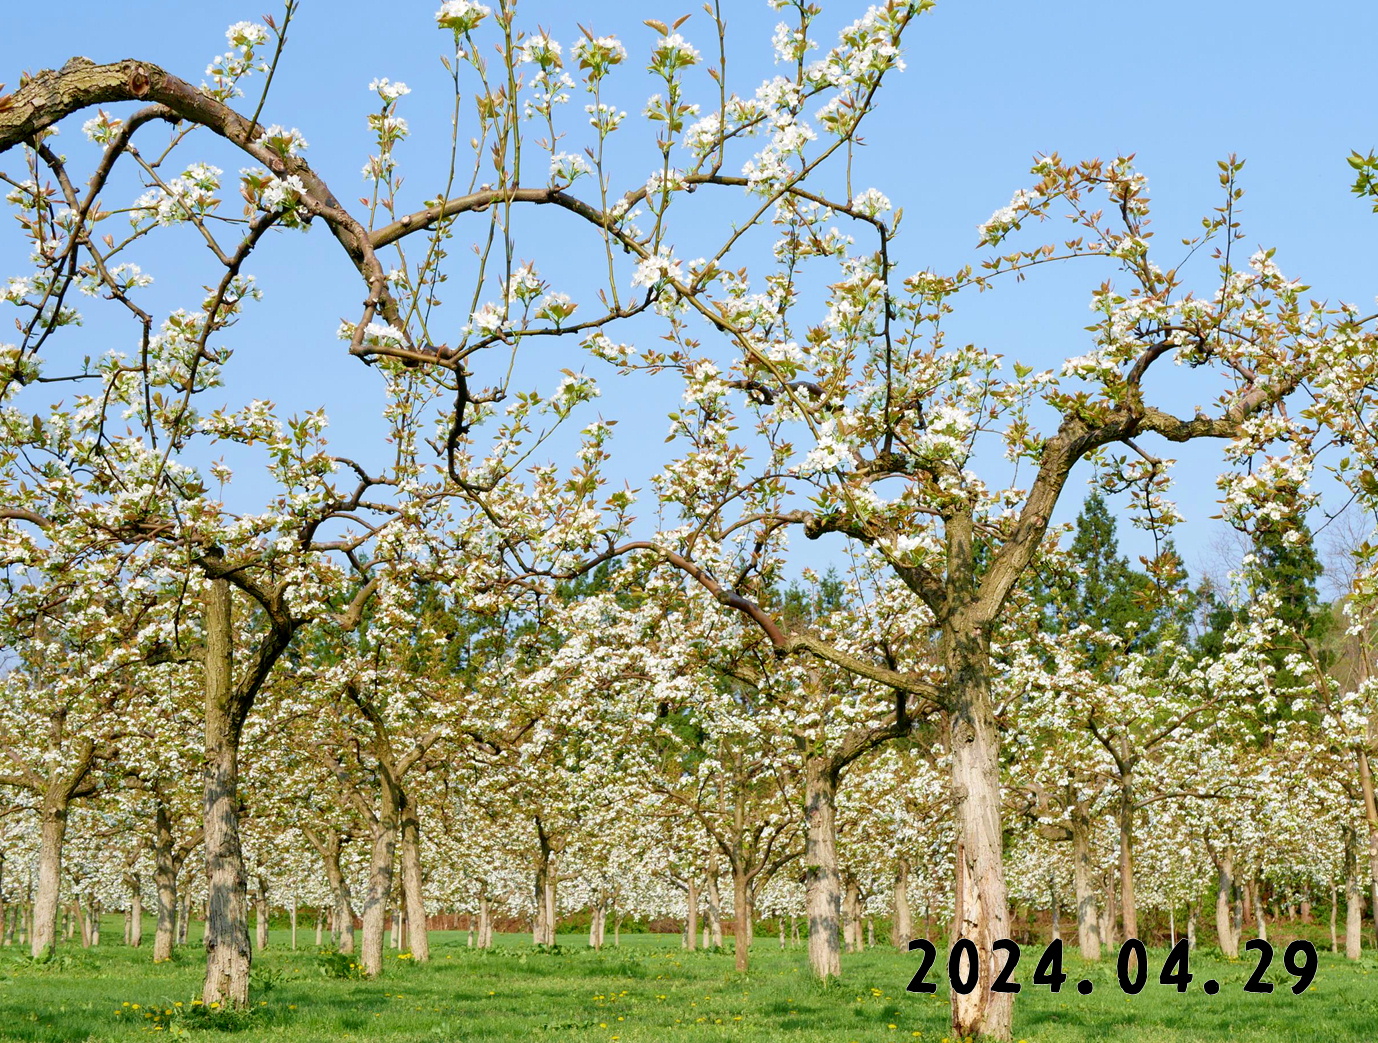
[1037,491,1182,668]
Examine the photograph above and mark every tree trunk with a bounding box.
[398,800,429,962]
[945,620,1013,1041]
[803,753,842,978]
[685,876,698,952]
[1359,750,1378,947]
[1240,881,1251,947]
[478,893,492,948]
[843,874,862,954]
[1214,850,1238,958]
[1049,873,1061,944]
[30,797,68,958]
[705,867,723,947]
[315,907,324,947]
[1071,810,1100,959]
[360,775,401,976]
[290,897,297,950]
[545,871,558,945]
[202,573,252,1009]
[1347,830,1363,960]
[732,863,750,972]
[317,833,356,955]
[128,883,143,948]
[1100,878,1118,950]
[1255,880,1267,943]
[152,803,179,962]
[529,826,551,947]
[1301,898,1312,923]
[1330,883,1339,953]
[178,894,191,944]
[254,877,269,951]
[891,859,912,950]
[1118,791,1137,940]
[589,899,603,949]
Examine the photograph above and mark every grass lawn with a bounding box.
[0,923,1375,1041]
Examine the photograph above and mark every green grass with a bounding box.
[0,922,1375,1041]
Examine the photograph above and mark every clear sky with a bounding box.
[3,1,1375,588]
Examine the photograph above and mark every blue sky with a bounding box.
[2,0,1375,589]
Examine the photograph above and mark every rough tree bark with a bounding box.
[31,797,69,959]
[151,800,187,961]
[843,874,862,954]
[803,754,842,979]
[945,612,1014,1040]
[731,865,751,972]
[891,859,912,950]
[1117,788,1137,940]
[359,772,400,977]
[398,796,429,961]
[202,572,252,1008]
[1210,845,1239,959]
[21,738,101,959]
[303,828,355,955]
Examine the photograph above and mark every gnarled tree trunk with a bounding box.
[945,619,1013,1041]
[359,774,400,976]
[803,753,842,979]
[152,802,180,961]
[399,798,429,961]
[203,574,252,1008]
[310,830,356,955]
[30,796,68,958]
